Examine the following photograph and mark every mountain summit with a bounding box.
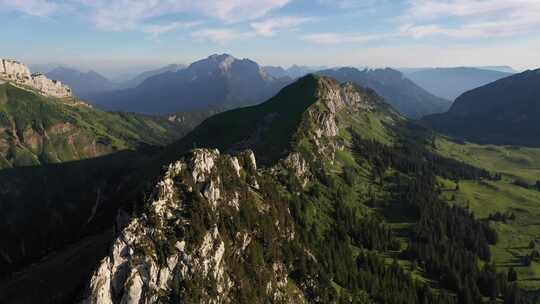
[87,54,292,115]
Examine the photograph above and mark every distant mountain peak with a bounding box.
[317,67,450,118]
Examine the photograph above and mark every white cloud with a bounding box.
[402,0,540,39]
[81,0,292,31]
[2,0,292,32]
[193,0,292,22]
[141,21,202,38]
[318,0,382,10]
[300,32,391,45]
[406,0,537,19]
[0,0,60,16]
[250,16,313,37]
[191,28,254,43]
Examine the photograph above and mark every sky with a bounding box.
[1,0,539,77]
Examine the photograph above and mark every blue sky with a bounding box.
[1,0,539,76]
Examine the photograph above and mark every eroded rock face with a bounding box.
[0,59,72,98]
[82,149,302,304]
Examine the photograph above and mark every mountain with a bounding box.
[478,66,518,73]
[263,65,327,79]
[120,64,186,89]
[424,69,540,146]
[317,67,451,118]
[262,65,288,78]
[86,54,293,115]
[0,59,200,168]
[46,67,118,96]
[0,75,530,303]
[0,81,190,169]
[407,67,513,101]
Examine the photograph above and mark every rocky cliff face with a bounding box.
[0,59,72,98]
[82,149,304,304]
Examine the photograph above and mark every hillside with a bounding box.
[407,67,512,101]
[0,75,532,304]
[317,67,451,118]
[87,54,293,115]
[425,69,540,147]
[0,81,189,168]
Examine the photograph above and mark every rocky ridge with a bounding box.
[0,59,72,98]
[81,75,399,303]
[82,149,303,303]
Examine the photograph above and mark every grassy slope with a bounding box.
[435,137,540,290]
[0,83,187,168]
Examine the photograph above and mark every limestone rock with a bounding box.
[0,59,72,98]
[81,149,299,304]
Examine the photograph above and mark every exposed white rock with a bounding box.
[0,59,72,98]
[190,148,219,183]
[230,157,241,177]
[82,148,302,304]
[283,152,311,187]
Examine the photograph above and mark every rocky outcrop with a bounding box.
[82,149,302,304]
[0,59,72,98]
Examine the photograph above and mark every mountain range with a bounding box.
[45,64,187,98]
[317,67,451,118]
[1,73,521,304]
[2,54,540,304]
[406,67,513,100]
[86,54,293,115]
[425,69,540,146]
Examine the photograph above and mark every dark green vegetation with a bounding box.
[154,75,528,302]
[406,67,512,101]
[435,138,540,293]
[0,82,193,169]
[164,74,322,165]
[1,74,539,303]
[425,69,540,147]
[317,67,451,118]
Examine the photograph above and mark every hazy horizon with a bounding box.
[1,0,539,77]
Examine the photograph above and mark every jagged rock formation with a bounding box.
[82,149,303,303]
[81,75,400,303]
[0,59,72,98]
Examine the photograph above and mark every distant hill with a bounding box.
[120,64,186,89]
[46,67,117,96]
[407,67,512,100]
[424,69,540,146]
[87,54,293,115]
[263,65,327,79]
[477,66,518,73]
[317,67,451,118]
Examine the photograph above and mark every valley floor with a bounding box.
[436,138,540,290]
